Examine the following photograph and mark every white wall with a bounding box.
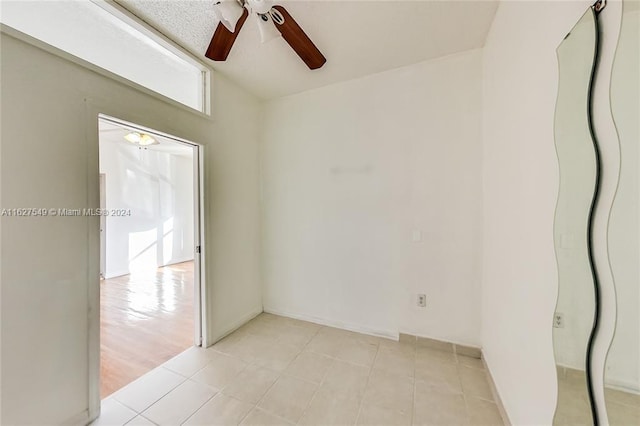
[261,50,483,345]
[0,28,262,425]
[481,1,621,424]
[99,140,194,278]
[205,71,263,346]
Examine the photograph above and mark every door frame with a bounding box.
[91,113,207,406]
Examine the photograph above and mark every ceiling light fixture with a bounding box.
[124,131,158,146]
[124,132,141,143]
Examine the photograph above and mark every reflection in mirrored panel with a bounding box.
[606,1,640,424]
[553,8,598,426]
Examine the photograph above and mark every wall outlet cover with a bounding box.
[417,294,427,307]
[554,312,564,328]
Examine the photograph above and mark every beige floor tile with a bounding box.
[399,334,417,345]
[458,365,493,401]
[183,393,253,426]
[142,380,217,426]
[162,347,214,377]
[252,341,301,372]
[275,323,320,348]
[356,403,411,426]
[256,313,281,323]
[113,367,186,413]
[294,318,323,331]
[318,326,356,340]
[91,398,137,426]
[321,360,371,400]
[557,378,590,403]
[416,347,456,365]
[415,377,462,399]
[191,353,248,390]
[564,368,587,384]
[378,339,416,358]
[262,313,300,327]
[210,331,246,356]
[241,317,279,336]
[457,355,484,370]
[554,409,592,426]
[336,339,379,367]
[373,347,415,378]
[110,314,488,426]
[223,364,280,404]
[466,396,503,425]
[415,359,462,394]
[240,408,293,426]
[413,387,468,425]
[607,401,640,426]
[455,345,482,359]
[553,413,592,426]
[306,329,346,357]
[346,330,385,346]
[417,337,454,353]
[363,370,414,414]
[124,416,156,426]
[286,351,334,384]
[258,375,318,423]
[299,389,361,426]
[555,382,592,425]
[228,334,275,364]
[605,388,640,408]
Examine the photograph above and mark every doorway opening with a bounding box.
[97,115,204,399]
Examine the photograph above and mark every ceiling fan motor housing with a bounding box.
[247,0,271,14]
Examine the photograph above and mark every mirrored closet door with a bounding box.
[553,7,599,425]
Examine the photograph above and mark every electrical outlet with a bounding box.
[417,294,427,308]
[554,312,564,328]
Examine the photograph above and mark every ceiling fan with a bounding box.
[205,0,326,70]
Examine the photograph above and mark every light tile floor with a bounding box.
[605,387,640,426]
[555,368,640,426]
[92,313,504,426]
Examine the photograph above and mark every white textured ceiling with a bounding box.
[116,0,498,100]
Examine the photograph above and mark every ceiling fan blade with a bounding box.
[271,5,326,70]
[205,8,249,61]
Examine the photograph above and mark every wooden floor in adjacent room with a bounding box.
[100,261,195,399]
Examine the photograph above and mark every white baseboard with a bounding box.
[604,377,640,395]
[210,307,263,346]
[263,306,398,340]
[399,329,481,349]
[482,352,512,426]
